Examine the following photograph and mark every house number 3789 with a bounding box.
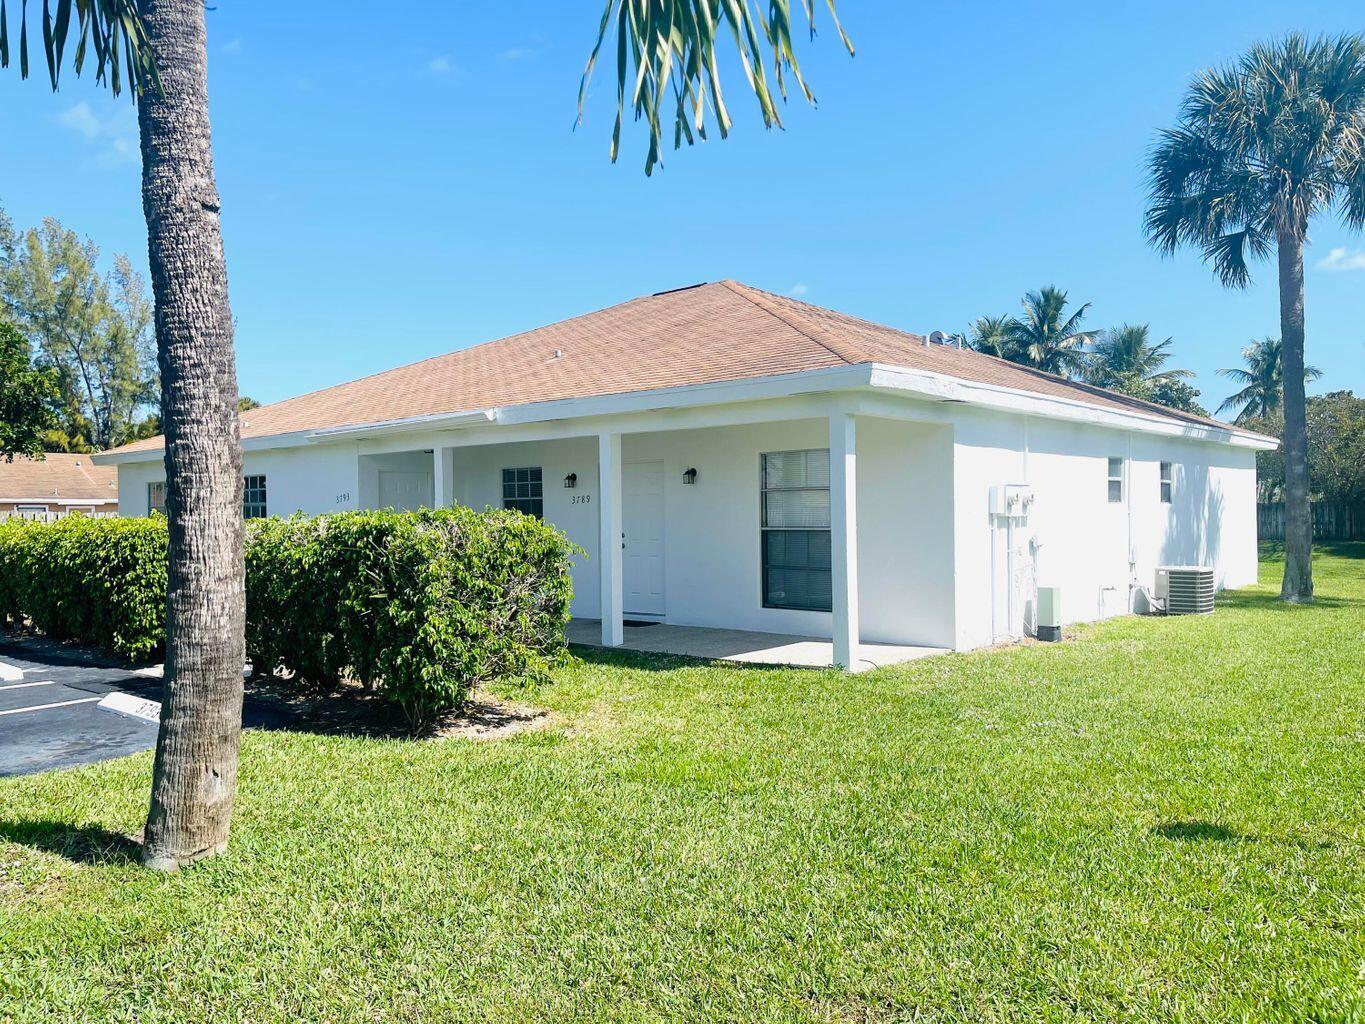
[572,494,592,504]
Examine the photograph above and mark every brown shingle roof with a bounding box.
[107,280,1239,455]
[0,453,119,501]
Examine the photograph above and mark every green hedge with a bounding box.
[0,508,576,723]
[0,515,168,661]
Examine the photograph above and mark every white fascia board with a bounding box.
[867,364,1279,450]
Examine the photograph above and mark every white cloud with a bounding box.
[500,47,538,61]
[222,37,243,53]
[57,101,138,166]
[789,283,809,297]
[1316,247,1365,272]
[57,102,102,140]
[427,55,453,74]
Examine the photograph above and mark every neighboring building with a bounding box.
[96,281,1275,667]
[0,453,119,519]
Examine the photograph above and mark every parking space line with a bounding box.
[0,696,101,717]
[0,680,58,691]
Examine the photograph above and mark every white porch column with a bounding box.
[598,431,624,647]
[431,447,448,508]
[829,413,859,669]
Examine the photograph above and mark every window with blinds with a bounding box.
[761,449,832,611]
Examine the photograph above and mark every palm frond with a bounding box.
[580,0,853,175]
[0,0,156,96]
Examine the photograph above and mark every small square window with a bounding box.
[1107,457,1124,503]
[502,467,544,518]
[243,475,268,519]
[1159,462,1173,504]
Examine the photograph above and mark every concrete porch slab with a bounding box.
[566,619,947,672]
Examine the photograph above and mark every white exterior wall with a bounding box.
[117,442,362,518]
[951,407,1259,651]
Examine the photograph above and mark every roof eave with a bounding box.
[867,364,1279,449]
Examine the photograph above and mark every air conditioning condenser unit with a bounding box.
[1154,566,1215,615]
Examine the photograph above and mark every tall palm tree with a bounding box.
[5,0,243,871]
[10,0,849,868]
[1002,286,1093,377]
[1086,324,1192,387]
[1145,34,1365,603]
[1217,337,1323,424]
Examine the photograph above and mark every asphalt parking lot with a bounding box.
[0,642,163,777]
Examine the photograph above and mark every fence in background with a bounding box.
[1257,501,1365,542]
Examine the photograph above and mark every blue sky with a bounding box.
[3,0,1362,413]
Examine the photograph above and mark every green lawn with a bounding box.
[2,546,1363,1023]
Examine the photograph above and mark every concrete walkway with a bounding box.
[566,619,946,672]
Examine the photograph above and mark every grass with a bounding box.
[1,545,1362,1023]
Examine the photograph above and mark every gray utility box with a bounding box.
[1036,586,1062,642]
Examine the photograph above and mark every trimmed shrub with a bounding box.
[0,507,576,724]
[0,514,168,661]
[244,508,577,724]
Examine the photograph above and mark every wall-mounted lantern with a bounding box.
[563,472,578,489]
[683,467,698,486]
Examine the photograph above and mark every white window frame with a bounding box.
[760,449,833,612]
[1159,461,1173,504]
[148,481,167,515]
[1106,457,1124,504]
[501,467,544,518]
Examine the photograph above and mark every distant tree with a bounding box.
[1082,324,1205,414]
[1308,392,1365,504]
[0,321,59,461]
[1086,324,1191,387]
[968,315,1017,360]
[1145,33,1365,602]
[237,396,260,411]
[0,210,157,449]
[1142,376,1208,417]
[1246,392,1365,505]
[1217,338,1322,425]
[1000,287,1093,377]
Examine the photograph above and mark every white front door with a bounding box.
[379,470,433,511]
[623,461,665,617]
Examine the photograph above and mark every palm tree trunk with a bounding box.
[136,0,245,871]
[1276,225,1313,603]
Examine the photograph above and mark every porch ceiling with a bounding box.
[566,619,946,673]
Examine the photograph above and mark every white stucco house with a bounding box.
[96,281,1275,669]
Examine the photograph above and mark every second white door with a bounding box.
[623,461,665,616]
